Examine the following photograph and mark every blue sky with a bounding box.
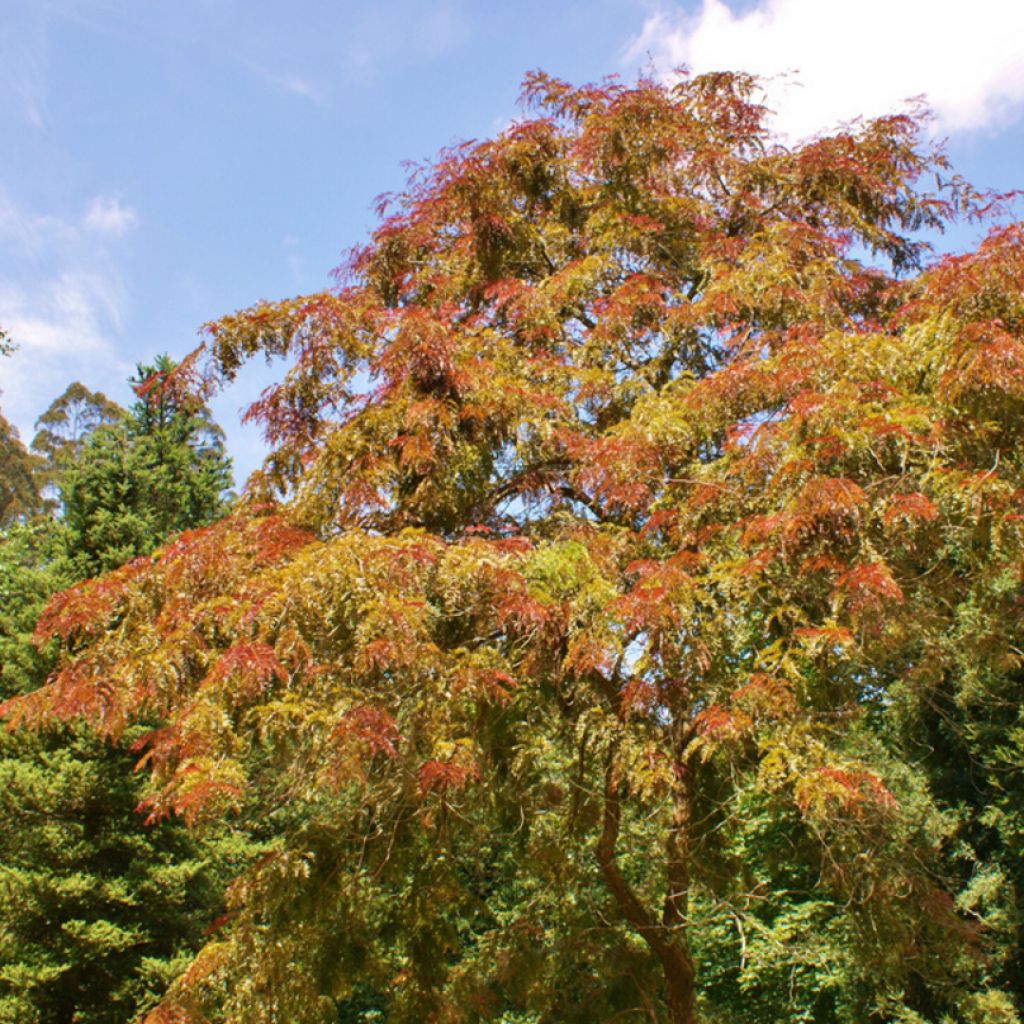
[2,0,1022,483]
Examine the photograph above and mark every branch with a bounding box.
[596,749,666,948]
[596,746,697,1021]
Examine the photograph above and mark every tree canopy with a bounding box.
[0,337,43,526]
[5,71,1024,1023]
[0,411,41,527]
[60,357,233,575]
[30,382,125,500]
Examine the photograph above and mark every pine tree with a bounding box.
[0,362,245,1024]
[60,355,232,575]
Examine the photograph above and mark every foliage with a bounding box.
[6,72,1024,1023]
[0,337,43,524]
[0,366,244,1024]
[31,382,126,499]
[0,409,41,527]
[61,356,233,575]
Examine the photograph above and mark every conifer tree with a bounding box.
[0,361,242,1024]
[61,356,232,575]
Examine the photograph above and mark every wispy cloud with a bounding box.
[0,193,75,255]
[625,0,1024,139]
[0,274,131,440]
[83,195,138,235]
[339,1,468,82]
[0,190,134,438]
[0,3,49,130]
[253,66,327,104]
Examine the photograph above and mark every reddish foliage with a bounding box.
[418,757,480,796]
[731,673,797,718]
[693,703,751,739]
[884,492,939,526]
[330,706,401,759]
[201,641,287,702]
[793,624,855,647]
[620,677,657,716]
[140,779,244,828]
[943,320,1024,399]
[496,589,551,633]
[32,555,149,646]
[799,766,899,817]
[834,561,904,612]
[245,515,315,566]
[452,667,518,706]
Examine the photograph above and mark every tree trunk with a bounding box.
[665,981,697,1024]
[596,753,697,1024]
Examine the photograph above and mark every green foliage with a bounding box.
[61,357,233,575]
[0,364,244,1024]
[30,382,125,498]
[0,720,253,1024]
[0,336,42,525]
[0,410,41,527]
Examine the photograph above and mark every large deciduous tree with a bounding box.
[6,72,1024,1022]
[0,411,41,527]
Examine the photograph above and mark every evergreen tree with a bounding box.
[0,362,244,1024]
[61,356,232,575]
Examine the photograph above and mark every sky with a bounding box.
[2,0,1022,484]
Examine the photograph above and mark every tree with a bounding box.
[60,355,233,575]
[30,382,125,500]
[0,337,43,525]
[0,365,243,1024]
[0,410,41,527]
[6,72,1023,1023]
[0,520,256,1024]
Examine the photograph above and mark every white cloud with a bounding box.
[0,273,131,438]
[0,192,76,255]
[625,0,1024,139]
[83,195,138,235]
[0,191,133,437]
